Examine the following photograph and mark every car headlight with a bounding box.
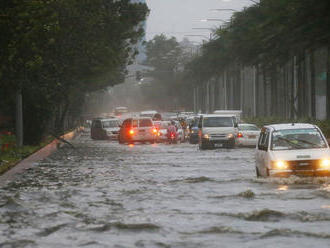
[203,134,209,139]
[320,159,330,169]
[272,160,289,170]
[227,133,234,139]
[191,130,195,134]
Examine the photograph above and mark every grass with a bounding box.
[0,136,53,175]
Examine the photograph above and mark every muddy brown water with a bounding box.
[1,135,330,247]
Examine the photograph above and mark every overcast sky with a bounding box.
[145,0,255,43]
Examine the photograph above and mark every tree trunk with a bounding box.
[16,89,23,147]
[263,68,267,116]
[270,66,278,116]
[327,46,330,119]
[310,50,316,119]
[290,57,296,119]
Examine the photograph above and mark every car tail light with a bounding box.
[152,128,158,134]
[129,129,134,135]
[237,132,243,138]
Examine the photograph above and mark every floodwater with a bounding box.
[1,134,330,247]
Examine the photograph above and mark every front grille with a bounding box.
[112,131,119,134]
[210,134,226,139]
[287,160,319,170]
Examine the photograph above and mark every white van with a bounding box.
[213,110,242,123]
[198,114,238,149]
[140,110,158,118]
[255,123,330,177]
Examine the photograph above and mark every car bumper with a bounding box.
[203,137,233,143]
[108,135,118,140]
[236,138,258,147]
[131,133,156,141]
[269,169,330,177]
[189,134,199,143]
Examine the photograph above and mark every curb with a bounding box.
[0,128,83,186]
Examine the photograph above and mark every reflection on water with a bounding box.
[278,185,288,191]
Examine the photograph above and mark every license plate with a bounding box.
[248,135,256,139]
[139,130,145,133]
[214,143,224,148]
[299,162,310,166]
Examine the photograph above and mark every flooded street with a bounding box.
[1,134,330,248]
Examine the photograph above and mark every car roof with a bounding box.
[102,118,119,121]
[140,110,157,114]
[238,123,258,126]
[265,123,317,131]
[200,114,235,118]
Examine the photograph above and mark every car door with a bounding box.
[120,119,132,141]
[91,119,103,139]
[256,128,270,175]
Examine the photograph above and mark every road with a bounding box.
[1,133,330,247]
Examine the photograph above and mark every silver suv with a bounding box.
[198,114,238,149]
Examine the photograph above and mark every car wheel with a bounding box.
[266,168,270,177]
[150,140,155,144]
[227,140,235,149]
[256,166,260,177]
[200,141,209,150]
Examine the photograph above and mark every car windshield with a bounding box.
[102,120,119,128]
[203,117,233,127]
[139,119,153,127]
[239,125,259,131]
[271,128,327,150]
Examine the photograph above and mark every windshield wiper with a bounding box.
[293,138,324,148]
[277,136,304,149]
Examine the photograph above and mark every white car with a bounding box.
[255,123,330,177]
[198,114,238,149]
[236,123,260,147]
[119,118,158,144]
[154,121,171,142]
[140,110,158,118]
[102,118,120,140]
[155,121,185,143]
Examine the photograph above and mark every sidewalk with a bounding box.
[0,128,82,186]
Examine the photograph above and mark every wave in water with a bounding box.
[218,209,330,222]
[253,176,330,185]
[88,222,160,232]
[261,228,330,239]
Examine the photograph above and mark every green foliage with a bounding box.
[143,34,188,110]
[243,117,330,138]
[185,0,330,82]
[0,0,149,144]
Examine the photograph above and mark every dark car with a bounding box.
[91,118,120,140]
[188,118,199,144]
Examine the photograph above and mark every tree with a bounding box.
[0,0,149,144]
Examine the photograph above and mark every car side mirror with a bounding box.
[198,123,202,129]
[234,123,238,128]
